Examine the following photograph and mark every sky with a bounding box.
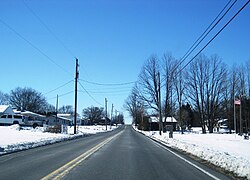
[0,0,249,124]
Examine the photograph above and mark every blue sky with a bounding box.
[0,0,249,124]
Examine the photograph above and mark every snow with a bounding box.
[135,127,250,179]
[1,124,249,179]
[0,124,119,155]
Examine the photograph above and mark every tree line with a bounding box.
[0,87,124,125]
[124,53,250,134]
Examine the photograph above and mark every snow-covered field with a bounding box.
[135,127,250,179]
[0,125,118,155]
[1,125,249,179]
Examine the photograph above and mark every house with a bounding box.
[82,117,111,126]
[0,105,15,116]
[14,110,46,127]
[149,116,177,131]
[94,117,111,125]
[214,119,230,133]
[57,113,81,125]
[46,115,71,126]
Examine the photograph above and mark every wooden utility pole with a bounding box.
[110,104,114,129]
[56,94,58,124]
[141,102,144,130]
[158,71,163,135]
[74,58,79,134]
[105,98,108,130]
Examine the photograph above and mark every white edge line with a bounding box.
[151,138,221,180]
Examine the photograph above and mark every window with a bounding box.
[14,115,22,119]
[0,115,7,118]
[7,115,12,118]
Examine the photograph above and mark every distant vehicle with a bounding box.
[23,116,44,128]
[0,114,25,125]
[0,114,43,128]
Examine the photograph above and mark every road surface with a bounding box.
[0,125,231,180]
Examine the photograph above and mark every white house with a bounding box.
[149,116,177,131]
[150,116,177,123]
[0,105,15,115]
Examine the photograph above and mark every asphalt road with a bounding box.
[0,125,231,180]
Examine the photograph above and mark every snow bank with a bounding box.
[136,128,250,179]
[0,125,119,155]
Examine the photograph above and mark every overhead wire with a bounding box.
[171,0,237,74]
[2,1,134,109]
[22,0,95,82]
[78,81,103,106]
[0,18,73,77]
[47,91,74,100]
[178,0,250,74]
[78,89,130,94]
[22,0,76,58]
[79,79,137,86]
[44,80,74,95]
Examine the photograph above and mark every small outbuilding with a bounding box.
[149,116,177,131]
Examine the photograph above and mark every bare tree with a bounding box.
[186,55,206,133]
[186,54,227,133]
[124,85,143,127]
[0,91,9,105]
[237,64,248,134]
[173,61,186,133]
[246,60,250,132]
[162,53,176,125]
[9,87,47,113]
[58,105,74,115]
[82,106,104,125]
[138,55,163,134]
[222,65,240,134]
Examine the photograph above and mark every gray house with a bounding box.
[46,115,71,126]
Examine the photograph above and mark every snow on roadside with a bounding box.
[0,125,119,155]
[135,127,250,179]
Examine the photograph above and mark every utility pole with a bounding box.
[141,102,144,131]
[234,95,236,135]
[110,104,114,129]
[56,94,58,124]
[158,71,163,135]
[105,98,108,130]
[240,95,242,135]
[74,58,79,134]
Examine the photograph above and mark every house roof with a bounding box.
[20,111,46,118]
[0,105,14,115]
[48,115,72,122]
[150,116,177,123]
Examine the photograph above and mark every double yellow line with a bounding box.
[42,131,123,180]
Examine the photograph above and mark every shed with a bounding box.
[149,116,177,131]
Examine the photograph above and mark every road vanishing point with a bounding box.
[0,125,231,180]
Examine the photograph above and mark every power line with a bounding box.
[47,91,74,100]
[173,0,237,73]
[78,89,130,94]
[86,86,133,91]
[0,18,73,77]
[78,81,103,106]
[22,0,95,81]
[178,0,250,74]
[79,79,137,86]
[44,80,74,95]
[22,0,76,58]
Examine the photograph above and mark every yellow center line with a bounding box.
[41,131,123,180]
